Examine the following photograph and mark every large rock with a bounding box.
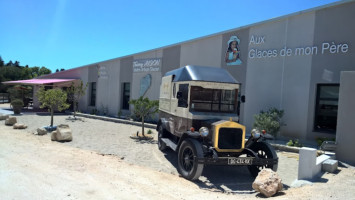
[252,169,283,197]
[51,124,72,142]
[13,123,27,129]
[5,117,17,126]
[36,127,48,135]
[0,114,9,120]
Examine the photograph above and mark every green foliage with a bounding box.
[91,108,98,115]
[100,103,108,116]
[147,129,153,134]
[0,56,52,93]
[316,137,336,147]
[253,107,284,137]
[38,67,52,76]
[10,99,24,107]
[117,110,122,118]
[286,139,303,147]
[36,87,70,126]
[7,85,32,101]
[129,96,159,137]
[65,80,88,118]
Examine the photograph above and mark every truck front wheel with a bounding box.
[178,138,204,180]
[247,142,278,177]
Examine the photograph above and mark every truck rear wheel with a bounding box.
[158,126,167,151]
[178,138,204,181]
[247,142,278,177]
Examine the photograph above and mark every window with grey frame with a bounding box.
[122,82,130,110]
[314,84,339,133]
[90,82,96,106]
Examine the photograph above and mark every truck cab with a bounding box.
[157,65,278,180]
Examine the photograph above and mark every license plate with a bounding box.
[228,157,253,165]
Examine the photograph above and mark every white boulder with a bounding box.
[252,168,283,197]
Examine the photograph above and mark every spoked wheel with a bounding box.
[158,126,167,151]
[178,139,204,180]
[247,142,278,177]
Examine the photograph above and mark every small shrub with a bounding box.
[253,107,284,137]
[100,104,108,116]
[117,110,122,118]
[11,99,24,107]
[147,129,153,134]
[286,139,303,147]
[316,137,336,147]
[91,108,98,115]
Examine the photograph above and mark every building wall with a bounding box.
[132,50,163,101]
[243,18,292,136]
[38,67,90,112]
[336,71,355,165]
[119,56,133,115]
[307,2,355,140]
[180,35,223,67]
[43,1,355,141]
[162,45,181,75]
[95,59,120,116]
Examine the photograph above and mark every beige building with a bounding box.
[26,0,354,155]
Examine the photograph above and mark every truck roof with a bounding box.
[164,65,239,84]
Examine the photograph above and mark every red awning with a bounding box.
[2,79,78,85]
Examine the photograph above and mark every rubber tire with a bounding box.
[247,142,278,177]
[158,126,167,151]
[177,138,204,181]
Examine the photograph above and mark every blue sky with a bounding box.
[0,0,340,72]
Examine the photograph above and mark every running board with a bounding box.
[161,138,177,151]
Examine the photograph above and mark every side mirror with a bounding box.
[241,95,246,103]
[177,91,182,98]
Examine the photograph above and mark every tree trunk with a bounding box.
[73,101,77,118]
[142,116,145,137]
[50,108,54,127]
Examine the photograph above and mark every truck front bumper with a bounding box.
[197,157,278,166]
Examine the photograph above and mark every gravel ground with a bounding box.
[1,104,355,199]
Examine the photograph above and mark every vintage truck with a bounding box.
[157,65,278,180]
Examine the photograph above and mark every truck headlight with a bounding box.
[251,129,261,138]
[199,127,209,137]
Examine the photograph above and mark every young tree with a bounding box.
[38,66,51,76]
[6,60,13,66]
[0,56,4,66]
[253,107,284,137]
[14,61,20,67]
[129,96,159,137]
[36,87,70,127]
[66,80,88,118]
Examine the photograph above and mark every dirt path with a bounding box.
[0,125,238,200]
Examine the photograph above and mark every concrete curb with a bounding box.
[270,144,301,153]
[72,112,157,129]
[68,112,321,154]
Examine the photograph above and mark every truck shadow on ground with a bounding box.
[161,149,256,194]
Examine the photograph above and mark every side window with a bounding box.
[177,84,189,108]
[314,84,339,133]
[122,82,130,110]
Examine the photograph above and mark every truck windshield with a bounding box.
[190,86,237,113]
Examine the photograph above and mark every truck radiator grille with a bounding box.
[218,128,243,149]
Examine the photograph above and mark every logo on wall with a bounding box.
[97,65,108,79]
[140,74,152,96]
[225,36,242,65]
[133,58,161,73]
